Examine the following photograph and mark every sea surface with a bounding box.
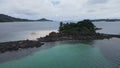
[0,21,59,42]
[0,21,120,68]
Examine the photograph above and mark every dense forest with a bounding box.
[59,20,96,34]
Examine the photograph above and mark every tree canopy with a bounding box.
[59,20,96,34]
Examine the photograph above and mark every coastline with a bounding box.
[38,32,120,42]
[0,40,44,53]
[0,30,58,43]
[0,20,120,53]
[0,32,120,53]
[0,30,57,53]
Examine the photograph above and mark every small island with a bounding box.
[0,20,120,53]
[38,20,120,42]
[91,19,120,22]
[37,18,53,22]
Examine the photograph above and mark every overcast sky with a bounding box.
[0,0,120,20]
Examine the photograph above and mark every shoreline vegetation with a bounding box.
[0,20,120,53]
[38,20,120,42]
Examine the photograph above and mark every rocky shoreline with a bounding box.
[1,20,120,53]
[0,40,44,53]
[38,32,120,42]
[0,32,120,53]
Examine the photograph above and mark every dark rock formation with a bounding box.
[0,40,44,53]
[38,32,120,42]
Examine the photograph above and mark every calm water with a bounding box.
[94,21,120,34]
[0,21,120,68]
[0,21,59,42]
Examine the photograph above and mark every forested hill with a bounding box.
[0,14,32,22]
[0,14,53,22]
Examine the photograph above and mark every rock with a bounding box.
[37,32,120,42]
[0,40,44,53]
[0,31,120,53]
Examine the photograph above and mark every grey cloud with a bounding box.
[14,9,39,16]
[0,0,120,20]
[86,10,96,13]
[88,0,109,4]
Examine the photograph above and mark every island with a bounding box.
[38,20,120,42]
[0,20,120,53]
[37,18,53,22]
[91,19,120,22]
[0,14,32,22]
[0,14,53,22]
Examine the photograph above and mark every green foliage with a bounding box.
[0,14,30,22]
[59,20,96,34]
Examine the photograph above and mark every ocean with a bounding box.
[0,21,120,68]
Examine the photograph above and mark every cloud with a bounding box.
[88,0,109,4]
[0,0,120,20]
[51,0,60,6]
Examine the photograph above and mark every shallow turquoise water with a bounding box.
[0,42,114,68]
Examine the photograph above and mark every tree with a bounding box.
[59,22,64,32]
[59,20,96,34]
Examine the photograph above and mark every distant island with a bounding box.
[37,18,53,22]
[0,14,53,22]
[91,19,120,22]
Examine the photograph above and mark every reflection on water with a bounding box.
[28,30,57,40]
[0,30,57,42]
[94,38,120,68]
[0,21,59,42]
[0,48,40,63]
[0,42,56,63]
[0,21,120,42]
